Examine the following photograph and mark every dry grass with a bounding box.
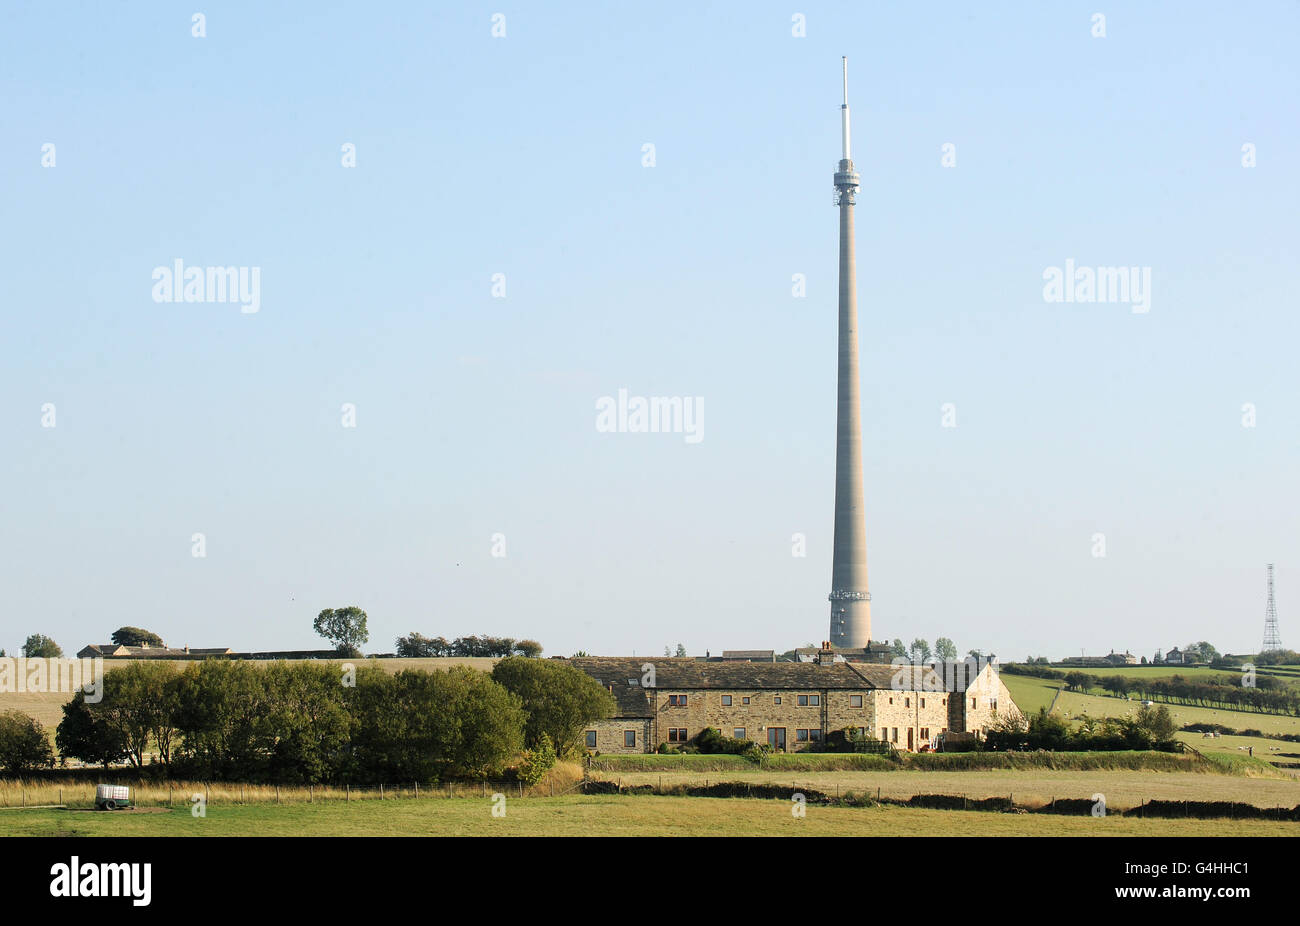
[0,760,586,809]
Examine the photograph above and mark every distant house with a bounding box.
[76,643,232,659]
[1164,647,1200,665]
[1105,651,1138,665]
[717,650,776,662]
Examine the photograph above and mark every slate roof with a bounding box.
[569,657,948,716]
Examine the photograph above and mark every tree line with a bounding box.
[394,633,542,658]
[49,657,612,783]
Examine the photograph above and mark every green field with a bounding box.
[1000,670,1300,767]
[1,795,1295,837]
[1002,674,1062,714]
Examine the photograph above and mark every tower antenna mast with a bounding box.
[828,59,869,648]
[841,56,851,160]
[1263,564,1283,651]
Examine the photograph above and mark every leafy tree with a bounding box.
[514,639,543,658]
[968,649,984,660]
[395,632,450,657]
[1191,641,1220,663]
[490,656,616,756]
[173,660,274,779]
[1063,671,1090,693]
[1100,675,1129,697]
[22,634,63,658]
[516,733,557,785]
[934,637,958,661]
[96,662,181,768]
[261,661,351,783]
[56,692,128,768]
[314,606,369,656]
[890,639,907,658]
[111,626,164,648]
[1133,704,1177,743]
[346,666,525,781]
[674,643,687,657]
[909,639,931,663]
[0,711,54,774]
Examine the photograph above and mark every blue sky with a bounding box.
[2,2,1297,660]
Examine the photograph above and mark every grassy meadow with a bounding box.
[2,794,1296,837]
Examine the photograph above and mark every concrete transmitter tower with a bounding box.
[828,57,872,648]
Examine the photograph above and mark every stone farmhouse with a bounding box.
[925,659,1023,736]
[569,654,1019,754]
[76,643,233,658]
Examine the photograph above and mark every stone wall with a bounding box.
[586,718,652,754]
[868,689,950,750]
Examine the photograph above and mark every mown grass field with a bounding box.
[1,795,1296,837]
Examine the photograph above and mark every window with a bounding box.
[585,731,597,748]
[624,730,636,747]
[810,694,820,706]
[920,698,926,708]
[668,694,688,707]
[889,697,893,705]
[850,694,863,707]
[920,728,929,740]
[721,695,732,706]
[796,729,809,742]
[733,728,746,740]
[809,729,823,742]
[991,698,998,711]
[971,697,977,709]
[668,728,688,742]
[627,678,638,686]
[904,697,910,708]
[797,695,808,706]
[742,697,750,705]
[892,728,899,743]
[774,696,782,705]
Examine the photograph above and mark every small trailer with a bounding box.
[95,784,132,810]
